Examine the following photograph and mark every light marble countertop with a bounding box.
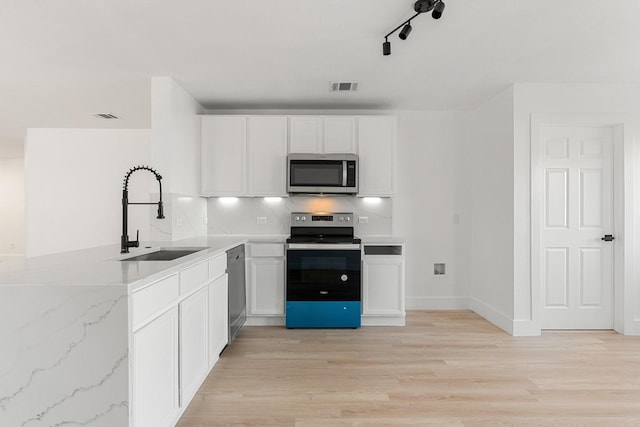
[0,235,246,288]
[0,233,404,288]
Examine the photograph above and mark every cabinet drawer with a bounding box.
[180,260,209,295]
[247,243,284,258]
[133,274,179,329]
[209,253,227,280]
[363,245,403,256]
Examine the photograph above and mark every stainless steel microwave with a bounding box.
[287,153,358,194]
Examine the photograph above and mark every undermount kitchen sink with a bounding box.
[120,247,207,261]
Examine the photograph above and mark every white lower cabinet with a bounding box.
[209,273,229,365]
[246,243,285,325]
[133,307,180,427]
[131,251,230,427]
[179,286,209,405]
[362,244,405,326]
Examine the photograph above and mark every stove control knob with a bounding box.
[346,216,351,222]
[301,216,307,221]
[341,274,348,282]
[339,216,344,221]
[295,216,300,221]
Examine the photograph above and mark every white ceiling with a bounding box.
[1,0,639,142]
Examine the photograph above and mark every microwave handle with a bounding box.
[342,160,347,187]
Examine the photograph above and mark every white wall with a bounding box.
[25,129,151,257]
[466,87,516,332]
[513,83,640,335]
[151,77,205,195]
[150,77,207,241]
[0,143,25,256]
[394,111,470,309]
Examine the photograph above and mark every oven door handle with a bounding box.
[286,243,361,250]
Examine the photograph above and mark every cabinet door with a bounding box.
[201,116,246,195]
[209,273,229,366]
[358,116,396,196]
[247,258,285,315]
[362,256,405,315]
[288,116,322,153]
[247,116,288,196]
[133,307,179,427]
[324,117,357,153]
[179,287,209,405]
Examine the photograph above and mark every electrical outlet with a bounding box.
[434,263,446,275]
[176,217,184,227]
[257,217,268,224]
[358,216,369,223]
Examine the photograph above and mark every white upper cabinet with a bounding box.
[289,116,357,154]
[247,116,288,196]
[288,117,322,153]
[324,117,357,153]
[201,116,246,196]
[202,114,395,197]
[357,116,396,197]
[201,116,287,197]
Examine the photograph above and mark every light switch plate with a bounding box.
[358,216,369,223]
[257,217,268,224]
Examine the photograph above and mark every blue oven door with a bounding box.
[286,244,361,328]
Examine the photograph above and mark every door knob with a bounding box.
[601,234,615,242]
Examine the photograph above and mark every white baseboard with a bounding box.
[512,318,539,336]
[361,315,406,326]
[405,296,470,310]
[469,297,513,335]
[245,316,285,326]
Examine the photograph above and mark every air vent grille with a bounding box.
[330,82,359,92]
[93,113,119,119]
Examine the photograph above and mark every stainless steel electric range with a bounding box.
[285,212,362,328]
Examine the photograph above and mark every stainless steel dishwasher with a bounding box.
[226,244,247,343]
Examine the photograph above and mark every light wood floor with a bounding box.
[177,311,640,427]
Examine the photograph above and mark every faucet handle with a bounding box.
[133,230,140,247]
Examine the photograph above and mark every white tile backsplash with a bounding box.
[150,193,207,242]
[206,196,392,236]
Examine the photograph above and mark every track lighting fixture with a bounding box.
[414,0,438,13]
[398,22,412,40]
[383,38,391,56]
[382,0,446,55]
[432,1,445,19]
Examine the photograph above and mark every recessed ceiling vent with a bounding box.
[330,82,359,92]
[93,113,119,119]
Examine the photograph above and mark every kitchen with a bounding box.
[2,1,640,426]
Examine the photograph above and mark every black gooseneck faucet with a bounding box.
[121,165,165,253]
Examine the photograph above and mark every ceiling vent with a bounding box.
[93,113,119,119]
[330,82,359,92]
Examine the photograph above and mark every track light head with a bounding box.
[432,1,445,19]
[382,0,449,56]
[414,0,437,13]
[383,40,391,56]
[398,23,412,40]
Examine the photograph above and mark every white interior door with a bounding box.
[540,125,614,329]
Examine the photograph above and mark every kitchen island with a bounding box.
[0,236,245,427]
